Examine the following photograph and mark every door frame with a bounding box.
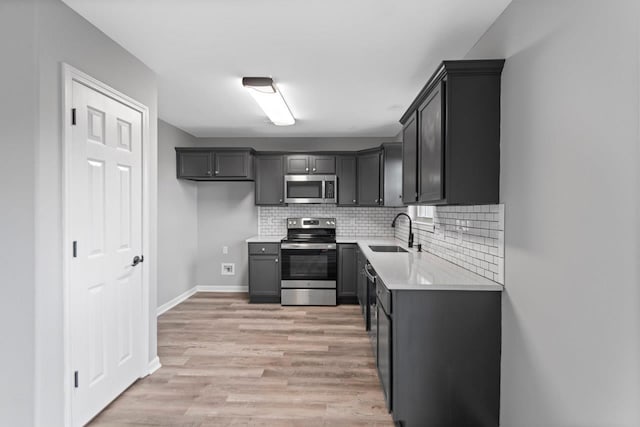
[61,63,152,427]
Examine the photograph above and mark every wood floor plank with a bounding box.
[89,293,393,426]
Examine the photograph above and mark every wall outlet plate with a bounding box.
[221,263,235,275]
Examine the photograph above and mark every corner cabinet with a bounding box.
[400,60,504,205]
[176,148,255,181]
[248,243,280,303]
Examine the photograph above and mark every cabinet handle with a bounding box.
[352,199,356,203]
[215,170,219,175]
[261,247,265,252]
[313,168,316,172]
[279,199,283,203]
[275,258,278,263]
[305,167,309,172]
[207,170,212,176]
[375,198,378,203]
[380,198,383,204]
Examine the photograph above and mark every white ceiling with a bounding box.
[62,0,511,137]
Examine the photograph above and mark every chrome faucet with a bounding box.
[391,212,414,248]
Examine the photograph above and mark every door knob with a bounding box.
[131,255,144,267]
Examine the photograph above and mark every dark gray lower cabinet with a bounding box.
[388,288,501,427]
[337,244,358,304]
[248,243,280,303]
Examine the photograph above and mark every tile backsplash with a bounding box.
[394,205,505,284]
[258,205,405,237]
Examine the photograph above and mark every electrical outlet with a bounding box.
[221,263,235,276]
[222,246,228,254]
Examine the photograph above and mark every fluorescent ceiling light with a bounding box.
[242,77,295,126]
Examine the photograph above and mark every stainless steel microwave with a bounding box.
[284,175,337,204]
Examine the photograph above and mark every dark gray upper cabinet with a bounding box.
[357,149,382,206]
[177,150,212,178]
[418,83,444,202]
[285,154,336,174]
[176,148,254,181]
[285,155,309,174]
[401,112,418,204]
[400,59,504,205]
[337,156,357,206]
[248,243,280,303]
[337,244,358,304]
[311,155,336,174]
[255,155,284,205]
[381,143,403,207]
[215,151,250,178]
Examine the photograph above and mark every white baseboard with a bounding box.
[146,356,161,376]
[156,285,248,317]
[197,285,248,293]
[156,287,197,316]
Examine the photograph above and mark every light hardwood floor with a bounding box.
[90,292,394,426]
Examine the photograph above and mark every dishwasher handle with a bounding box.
[364,263,377,282]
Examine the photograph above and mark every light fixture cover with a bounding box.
[242,77,295,126]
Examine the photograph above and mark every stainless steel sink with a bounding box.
[368,245,408,253]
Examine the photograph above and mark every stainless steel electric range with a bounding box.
[280,218,337,306]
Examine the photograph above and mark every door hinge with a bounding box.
[74,371,79,388]
[72,241,77,258]
[71,108,77,125]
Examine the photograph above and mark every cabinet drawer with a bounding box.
[376,280,391,314]
[248,243,280,255]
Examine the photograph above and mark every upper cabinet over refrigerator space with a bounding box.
[400,60,505,206]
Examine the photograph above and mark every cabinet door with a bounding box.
[357,151,381,206]
[338,244,358,303]
[402,112,418,203]
[255,155,284,205]
[177,151,212,178]
[418,82,445,203]
[249,254,280,302]
[337,156,357,205]
[214,152,249,178]
[285,155,310,174]
[382,143,403,206]
[311,155,336,174]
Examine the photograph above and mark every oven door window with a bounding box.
[281,249,337,281]
[286,181,323,199]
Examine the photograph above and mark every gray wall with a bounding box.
[158,120,198,306]
[0,1,37,425]
[32,0,159,425]
[196,182,258,288]
[466,1,640,425]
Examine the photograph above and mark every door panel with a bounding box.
[71,81,144,426]
[285,155,309,174]
[215,152,248,177]
[311,155,336,174]
[357,151,381,206]
[178,151,211,178]
[418,83,445,202]
[255,155,284,205]
[337,156,357,205]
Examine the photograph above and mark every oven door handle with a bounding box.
[281,243,337,250]
[364,264,377,282]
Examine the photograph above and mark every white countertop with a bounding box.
[245,235,284,243]
[356,239,503,292]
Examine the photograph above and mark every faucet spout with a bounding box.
[391,212,414,248]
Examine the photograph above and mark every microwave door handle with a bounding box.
[322,180,326,200]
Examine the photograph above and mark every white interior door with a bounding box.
[69,80,144,426]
